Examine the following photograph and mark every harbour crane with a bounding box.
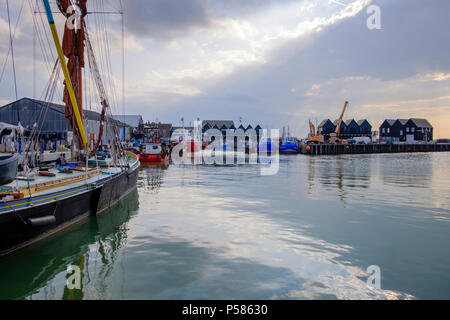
[307,120,324,144]
[329,101,349,144]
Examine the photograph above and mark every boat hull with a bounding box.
[280,142,299,154]
[0,153,18,185]
[0,160,139,256]
[140,153,169,162]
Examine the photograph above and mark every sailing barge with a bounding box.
[0,0,139,256]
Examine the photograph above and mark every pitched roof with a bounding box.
[357,119,371,126]
[397,119,408,125]
[202,120,234,129]
[410,118,432,128]
[333,119,346,126]
[344,119,357,126]
[384,119,396,126]
[318,119,332,128]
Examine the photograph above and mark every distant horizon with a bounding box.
[1,0,450,139]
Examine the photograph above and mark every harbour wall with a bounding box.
[300,143,450,155]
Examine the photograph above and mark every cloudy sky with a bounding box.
[1,0,450,138]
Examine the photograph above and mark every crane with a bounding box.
[307,120,324,144]
[309,120,315,136]
[329,101,349,144]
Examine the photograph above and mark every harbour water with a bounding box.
[1,153,449,299]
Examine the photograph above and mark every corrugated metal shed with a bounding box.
[0,97,129,135]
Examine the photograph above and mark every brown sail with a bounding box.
[56,0,87,148]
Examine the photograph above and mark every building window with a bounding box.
[387,128,390,134]
[412,127,415,132]
[400,130,403,136]
[406,127,409,132]
[382,128,385,134]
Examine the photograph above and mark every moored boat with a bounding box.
[280,138,299,154]
[140,142,169,162]
[0,0,139,257]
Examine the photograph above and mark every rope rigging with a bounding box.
[8,0,128,168]
[6,0,19,109]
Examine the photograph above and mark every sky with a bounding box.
[1,0,450,138]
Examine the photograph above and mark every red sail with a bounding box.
[57,0,87,148]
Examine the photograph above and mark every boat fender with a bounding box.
[27,215,56,227]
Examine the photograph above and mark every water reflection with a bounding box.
[0,190,139,300]
[0,153,449,300]
[378,153,433,188]
[138,163,168,193]
[306,155,371,204]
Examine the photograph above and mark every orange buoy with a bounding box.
[306,145,311,151]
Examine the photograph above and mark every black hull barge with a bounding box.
[0,152,140,256]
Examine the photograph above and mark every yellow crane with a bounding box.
[307,120,324,144]
[329,101,349,144]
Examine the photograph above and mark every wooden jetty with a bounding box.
[300,143,450,155]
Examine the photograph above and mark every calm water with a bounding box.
[1,153,450,300]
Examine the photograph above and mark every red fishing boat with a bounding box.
[140,141,169,163]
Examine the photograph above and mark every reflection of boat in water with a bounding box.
[0,189,139,300]
[140,161,169,170]
[0,1,139,257]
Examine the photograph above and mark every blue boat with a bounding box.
[280,138,298,154]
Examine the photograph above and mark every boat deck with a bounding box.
[3,166,123,197]
[0,152,139,214]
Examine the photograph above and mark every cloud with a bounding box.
[149,0,450,138]
[425,73,450,82]
[123,0,213,41]
[2,0,450,139]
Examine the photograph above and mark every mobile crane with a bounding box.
[329,101,349,144]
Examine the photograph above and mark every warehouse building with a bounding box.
[0,97,132,145]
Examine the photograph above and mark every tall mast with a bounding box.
[41,0,88,151]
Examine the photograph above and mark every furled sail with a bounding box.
[56,0,87,148]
